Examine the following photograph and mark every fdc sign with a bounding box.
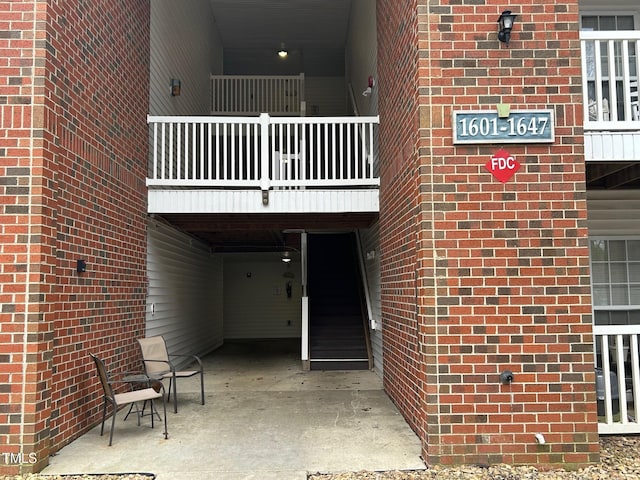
[485,148,520,183]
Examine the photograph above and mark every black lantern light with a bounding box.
[497,10,517,47]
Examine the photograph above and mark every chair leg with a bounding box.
[100,402,107,436]
[123,403,136,422]
[200,370,205,406]
[108,404,116,446]
[161,388,168,440]
[171,374,177,414]
[150,399,155,429]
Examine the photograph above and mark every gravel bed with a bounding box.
[0,436,638,480]
[308,436,640,480]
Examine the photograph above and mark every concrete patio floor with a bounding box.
[42,340,425,480]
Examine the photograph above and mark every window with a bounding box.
[581,15,635,31]
[590,238,640,325]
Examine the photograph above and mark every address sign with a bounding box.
[452,109,554,144]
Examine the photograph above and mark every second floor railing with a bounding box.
[147,114,379,190]
[210,74,305,116]
[581,31,640,130]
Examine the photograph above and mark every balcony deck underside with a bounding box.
[148,188,379,214]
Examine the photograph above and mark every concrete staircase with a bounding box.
[308,233,370,370]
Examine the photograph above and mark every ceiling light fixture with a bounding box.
[278,43,288,59]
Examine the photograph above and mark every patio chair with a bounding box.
[90,353,168,446]
[137,335,205,413]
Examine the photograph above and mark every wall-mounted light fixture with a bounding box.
[77,259,87,273]
[281,251,292,263]
[497,10,517,47]
[170,78,181,96]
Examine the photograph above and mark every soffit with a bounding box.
[209,0,352,51]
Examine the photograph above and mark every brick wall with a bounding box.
[377,0,424,439]
[378,0,598,468]
[0,1,150,473]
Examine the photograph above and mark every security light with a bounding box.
[497,10,517,47]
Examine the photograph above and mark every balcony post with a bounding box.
[259,113,271,194]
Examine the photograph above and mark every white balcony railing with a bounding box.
[581,31,640,130]
[147,114,379,191]
[594,324,640,434]
[210,74,305,116]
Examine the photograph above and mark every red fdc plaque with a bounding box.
[485,148,520,183]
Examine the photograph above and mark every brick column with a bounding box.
[0,0,53,473]
[0,1,150,473]
[378,0,599,467]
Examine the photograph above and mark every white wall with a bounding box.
[223,253,302,339]
[588,190,640,236]
[146,220,223,362]
[358,224,383,377]
[345,0,378,116]
[305,77,347,116]
[150,0,223,116]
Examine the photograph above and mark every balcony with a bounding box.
[581,31,640,163]
[147,75,379,215]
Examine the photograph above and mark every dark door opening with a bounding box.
[307,232,371,370]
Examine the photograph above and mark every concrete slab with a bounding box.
[43,340,425,479]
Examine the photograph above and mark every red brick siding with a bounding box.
[0,1,149,474]
[0,0,53,473]
[377,0,425,438]
[378,0,598,468]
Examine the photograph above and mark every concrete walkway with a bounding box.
[43,340,425,479]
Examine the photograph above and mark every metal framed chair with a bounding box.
[90,353,168,446]
[137,336,205,413]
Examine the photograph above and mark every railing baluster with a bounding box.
[341,122,346,180]
[300,123,306,182]
[332,123,337,180]
[152,122,158,180]
[191,122,196,180]
[615,334,628,423]
[168,122,174,180]
[306,123,314,181]
[368,123,375,179]
[253,123,258,181]
[632,334,640,422]
[199,123,204,181]
[231,123,236,180]
[607,40,619,121]
[223,123,228,180]
[621,40,633,121]
[602,335,614,423]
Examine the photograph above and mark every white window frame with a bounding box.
[590,236,640,325]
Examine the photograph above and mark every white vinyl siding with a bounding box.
[146,220,223,362]
[304,77,347,116]
[588,190,640,235]
[223,253,302,339]
[346,0,378,117]
[150,0,223,116]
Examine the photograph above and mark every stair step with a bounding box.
[310,360,370,371]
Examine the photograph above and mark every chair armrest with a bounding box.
[141,358,173,373]
[168,354,203,370]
